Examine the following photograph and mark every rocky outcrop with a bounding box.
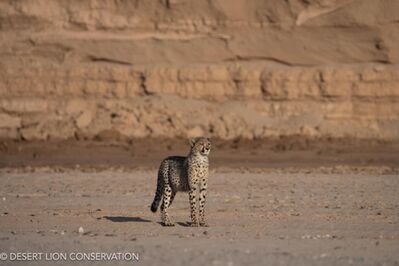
[0,0,398,140]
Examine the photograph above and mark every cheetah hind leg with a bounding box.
[160,202,174,226]
[160,185,175,226]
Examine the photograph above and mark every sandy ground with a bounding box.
[0,139,398,265]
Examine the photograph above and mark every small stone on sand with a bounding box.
[78,226,84,234]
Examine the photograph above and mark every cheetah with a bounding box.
[150,137,211,227]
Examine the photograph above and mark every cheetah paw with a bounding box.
[190,222,200,227]
[199,222,209,227]
[162,221,175,227]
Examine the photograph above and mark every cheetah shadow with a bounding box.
[154,222,192,227]
[103,216,193,226]
[176,222,191,227]
[103,216,151,223]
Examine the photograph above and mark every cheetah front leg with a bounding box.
[160,184,174,226]
[199,179,208,227]
[188,186,199,227]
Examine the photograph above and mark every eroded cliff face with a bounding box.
[0,0,398,140]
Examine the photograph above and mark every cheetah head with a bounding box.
[190,137,211,156]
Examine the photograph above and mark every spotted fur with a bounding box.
[150,137,211,227]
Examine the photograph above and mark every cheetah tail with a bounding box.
[150,168,164,212]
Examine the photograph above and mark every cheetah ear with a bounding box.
[190,138,197,147]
